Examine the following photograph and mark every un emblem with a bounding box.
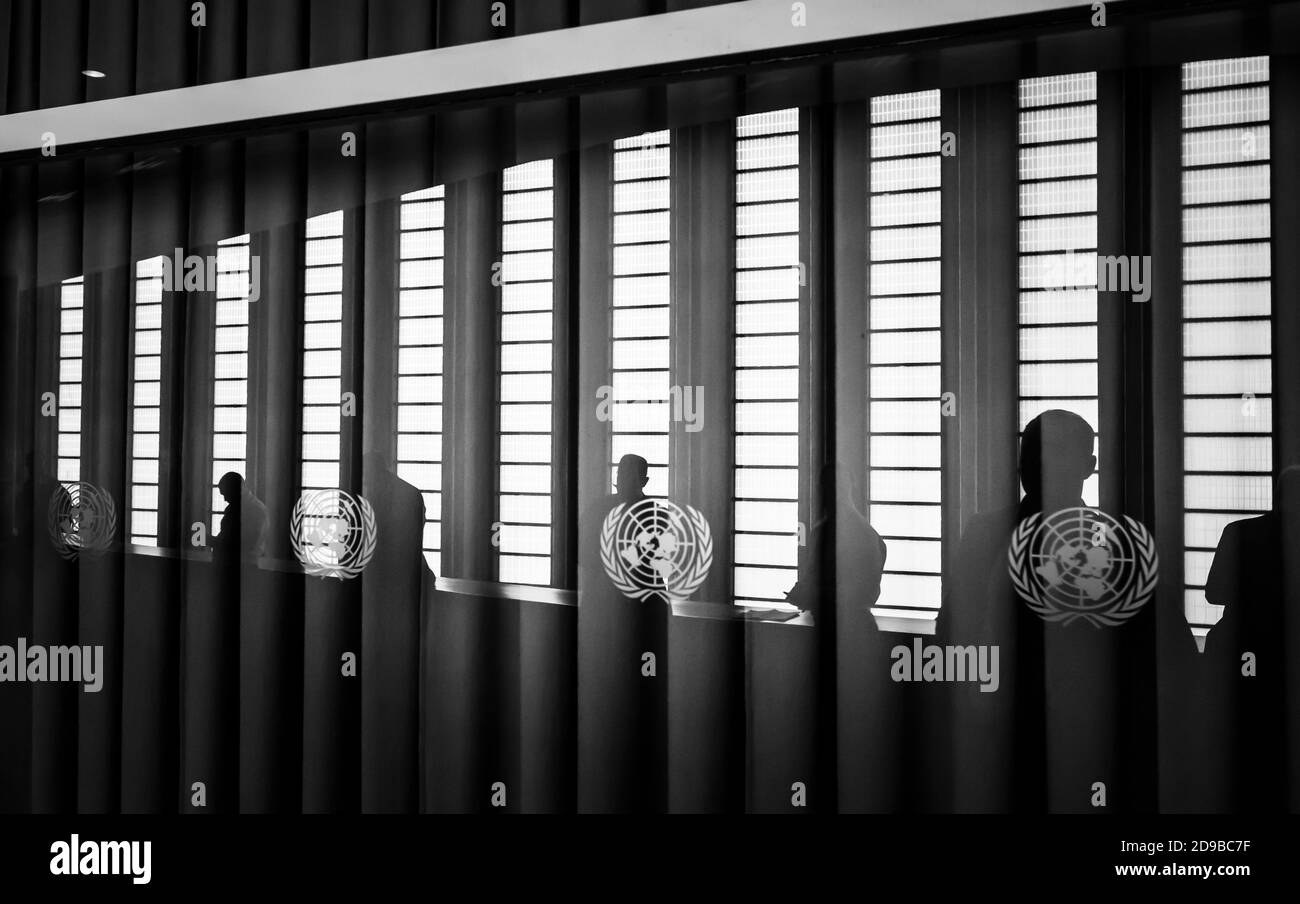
[1008,507,1158,628]
[47,481,117,560]
[599,498,712,602]
[291,489,377,580]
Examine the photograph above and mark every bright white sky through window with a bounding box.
[733,108,801,608]
[1179,56,1273,634]
[867,89,944,619]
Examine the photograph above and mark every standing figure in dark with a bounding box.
[212,472,268,564]
[360,450,430,810]
[577,453,669,812]
[1202,465,1300,812]
[942,410,1156,813]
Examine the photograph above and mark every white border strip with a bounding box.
[0,0,1092,154]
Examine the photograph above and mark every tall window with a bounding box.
[129,257,165,545]
[497,160,556,586]
[301,210,345,494]
[1180,57,1273,634]
[611,131,671,498]
[211,234,252,533]
[56,275,84,483]
[733,109,801,608]
[867,89,944,618]
[396,187,445,574]
[1017,73,1101,506]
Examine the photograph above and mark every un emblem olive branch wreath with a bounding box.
[291,489,378,580]
[672,504,713,600]
[1007,513,1052,620]
[1007,508,1159,628]
[599,500,713,602]
[1090,516,1159,627]
[599,503,645,599]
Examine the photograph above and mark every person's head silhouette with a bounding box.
[615,453,649,502]
[217,472,244,506]
[1019,410,1096,512]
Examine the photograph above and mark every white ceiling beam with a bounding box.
[0,0,1099,155]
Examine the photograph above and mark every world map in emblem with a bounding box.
[47,481,117,560]
[1007,507,1159,628]
[599,498,712,602]
[291,489,378,580]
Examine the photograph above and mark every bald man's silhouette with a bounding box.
[1019,412,1095,514]
[580,453,654,570]
[578,452,668,811]
[212,472,268,564]
[579,453,653,590]
[612,454,649,508]
[942,409,1099,812]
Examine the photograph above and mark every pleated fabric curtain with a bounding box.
[2,0,1300,815]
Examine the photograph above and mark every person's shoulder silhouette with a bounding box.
[363,450,430,580]
[1201,465,1297,812]
[213,471,267,563]
[1204,465,1298,657]
[785,462,886,615]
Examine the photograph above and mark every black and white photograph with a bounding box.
[0,0,1297,890]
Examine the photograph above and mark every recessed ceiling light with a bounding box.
[82,69,105,79]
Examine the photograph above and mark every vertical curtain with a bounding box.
[1,0,1299,815]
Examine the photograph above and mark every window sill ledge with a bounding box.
[435,576,576,607]
[870,606,938,636]
[125,543,214,563]
[670,599,814,628]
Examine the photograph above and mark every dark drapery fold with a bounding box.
[30,160,82,814]
[354,5,434,807]
[358,191,420,812]
[1271,54,1300,813]
[77,147,132,813]
[938,81,1025,813]
[827,98,878,811]
[666,116,741,812]
[0,163,37,814]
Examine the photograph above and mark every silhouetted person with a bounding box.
[786,461,908,811]
[577,452,668,812]
[942,410,1155,812]
[212,472,268,564]
[610,453,650,511]
[359,450,429,810]
[579,453,654,600]
[578,454,656,600]
[204,473,265,810]
[1016,410,1097,519]
[786,462,887,617]
[362,450,430,583]
[1202,465,1300,812]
